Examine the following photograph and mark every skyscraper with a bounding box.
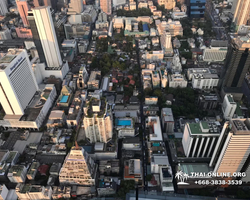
[100,0,112,15]
[33,0,51,7]
[221,36,250,100]
[232,0,250,31]
[32,6,63,68]
[16,0,30,27]
[0,0,8,16]
[59,145,97,185]
[27,10,47,64]
[68,0,83,14]
[0,49,38,116]
[187,0,206,18]
[210,119,250,175]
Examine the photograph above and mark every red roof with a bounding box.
[38,165,49,175]
[129,80,135,85]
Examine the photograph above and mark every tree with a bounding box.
[117,180,135,198]
[146,174,153,181]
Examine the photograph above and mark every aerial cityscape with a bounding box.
[0,0,250,199]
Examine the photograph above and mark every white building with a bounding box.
[160,31,173,55]
[222,94,237,120]
[171,54,182,73]
[33,6,62,68]
[168,73,187,88]
[182,121,222,158]
[0,29,11,40]
[0,0,8,16]
[83,97,113,143]
[161,108,174,134]
[210,119,250,175]
[188,68,219,89]
[146,116,163,142]
[0,49,38,116]
[59,146,97,185]
[0,50,56,129]
[203,40,228,62]
[0,184,17,200]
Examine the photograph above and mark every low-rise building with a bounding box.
[8,165,27,183]
[51,186,71,200]
[203,40,228,62]
[0,184,17,200]
[27,161,40,180]
[115,118,135,138]
[146,116,163,142]
[156,19,183,36]
[99,160,120,175]
[97,178,117,196]
[124,159,142,183]
[198,94,219,110]
[145,96,158,105]
[16,184,52,200]
[168,73,187,88]
[187,68,219,90]
[87,71,101,89]
[123,137,141,150]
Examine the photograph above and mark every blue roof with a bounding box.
[143,24,149,32]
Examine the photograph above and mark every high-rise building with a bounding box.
[68,0,83,14]
[83,96,113,143]
[0,0,8,16]
[222,94,237,120]
[232,0,250,31]
[16,0,30,27]
[0,49,38,116]
[27,10,47,64]
[182,121,222,158]
[100,0,112,15]
[33,0,51,7]
[210,119,250,175]
[59,145,97,185]
[187,0,206,18]
[32,6,63,68]
[221,36,250,100]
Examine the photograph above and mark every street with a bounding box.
[135,39,148,191]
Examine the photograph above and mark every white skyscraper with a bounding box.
[59,145,97,185]
[210,119,250,175]
[222,94,237,120]
[0,49,38,116]
[32,6,63,68]
[0,0,8,16]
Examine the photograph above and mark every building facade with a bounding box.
[233,0,250,31]
[182,121,222,158]
[222,94,237,120]
[187,0,206,18]
[16,0,30,27]
[59,146,97,185]
[100,0,112,15]
[0,49,38,116]
[210,119,250,175]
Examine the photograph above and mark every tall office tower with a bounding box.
[16,0,30,27]
[68,0,83,14]
[100,0,112,15]
[32,6,63,68]
[187,0,206,18]
[0,49,38,116]
[0,0,8,16]
[221,36,250,100]
[182,121,222,158]
[233,0,250,31]
[157,0,175,10]
[160,31,172,51]
[210,119,250,174]
[27,10,47,64]
[59,145,97,185]
[83,97,113,143]
[33,0,51,7]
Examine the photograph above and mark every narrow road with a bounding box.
[135,40,148,191]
